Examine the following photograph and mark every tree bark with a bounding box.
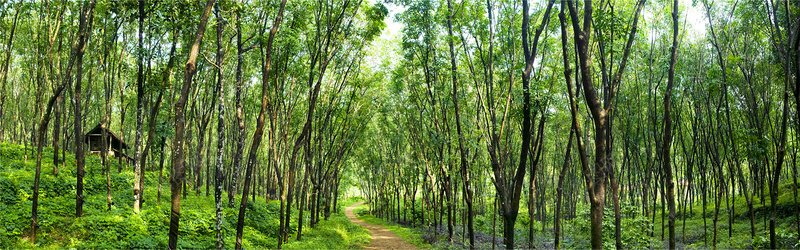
[234,0,287,248]
[229,6,247,209]
[74,0,98,218]
[488,1,553,248]
[169,1,215,248]
[213,4,226,249]
[662,0,679,248]
[31,82,71,243]
[565,0,646,247]
[554,127,574,250]
[445,0,474,247]
[158,136,165,203]
[52,94,61,176]
[133,0,146,213]
[0,3,20,137]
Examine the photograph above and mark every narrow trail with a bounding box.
[345,202,419,250]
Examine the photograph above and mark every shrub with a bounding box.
[0,143,306,249]
[563,202,654,249]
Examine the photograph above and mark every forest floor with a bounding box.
[0,143,372,249]
[346,202,418,249]
[353,187,800,249]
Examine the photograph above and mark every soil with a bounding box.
[345,202,419,250]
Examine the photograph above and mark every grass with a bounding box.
[347,183,800,249]
[0,143,372,249]
[282,197,372,249]
[0,141,286,249]
[283,207,372,249]
[354,203,433,249]
[338,196,365,208]
[649,183,800,249]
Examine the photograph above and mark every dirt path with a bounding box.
[346,202,419,250]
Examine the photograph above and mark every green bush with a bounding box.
[563,202,654,249]
[283,211,371,249]
[0,143,344,249]
[753,229,800,249]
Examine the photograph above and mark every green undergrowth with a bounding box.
[283,207,371,249]
[0,143,370,249]
[347,184,800,249]
[652,182,800,249]
[282,195,371,249]
[563,203,656,249]
[354,203,432,248]
[338,196,364,208]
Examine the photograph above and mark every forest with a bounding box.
[0,0,799,249]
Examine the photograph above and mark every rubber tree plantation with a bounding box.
[0,0,799,249]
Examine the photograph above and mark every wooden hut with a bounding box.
[84,123,132,162]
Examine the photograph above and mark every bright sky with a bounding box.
[378,2,405,42]
[682,0,709,39]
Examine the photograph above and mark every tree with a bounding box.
[213,3,227,249]
[445,0,474,247]
[564,0,645,247]
[480,1,554,248]
[553,127,574,250]
[74,0,98,218]
[0,2,20,140]
[31,0,96,242]
[168,0,215,248]
[765,0,794,247]
[662,0,679,248]
[228,0,247,209]
[31,80,69,244]
[133,0,145,213]
[234,0,287,248]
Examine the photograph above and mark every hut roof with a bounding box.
[84,123,129,150]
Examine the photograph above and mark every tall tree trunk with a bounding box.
[712,167,723,249]
[158,136,165,203]
[141,26,179,197]
[117,64,126,172]
[297,144,311,240]
[228,8,247,208]
[52,95,61,176]
[103,122,112,211]
[234,0,287,248]
[660,0,679,247]
[565,0,646,247]
[0,3,20,138]
[168,1,215,248]
[133,0,146,213]
[102,34,114,211]
[554,127,574,250]
[662,0,679,248]
[445,0,474,247]
[770,36,791,250]
[792,146,799,237]
[213,4,227,249]
[559,1,593,247]
[31,83,71,243]
[610,161,622,249]
[74,0,98,218]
